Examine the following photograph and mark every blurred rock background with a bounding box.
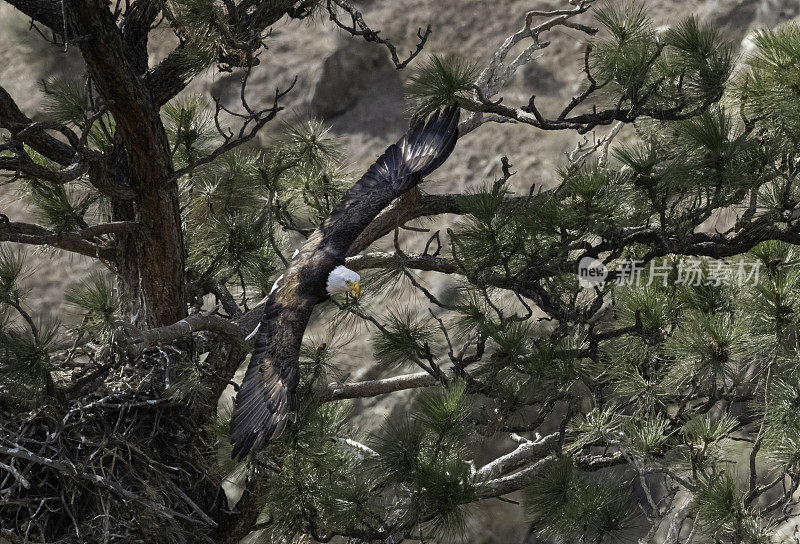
[1,0,798,542]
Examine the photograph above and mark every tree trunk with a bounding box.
[209,478,269,544]
[67,0,187,327]
[132,183,186,326]
[111,185,187,327]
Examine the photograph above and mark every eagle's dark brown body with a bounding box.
[230,107,460,460]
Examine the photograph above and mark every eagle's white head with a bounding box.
[326,265,361,298]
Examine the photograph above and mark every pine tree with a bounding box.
[2,0,800,543]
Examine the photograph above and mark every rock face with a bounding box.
[757,0,800,26]
[696,0,761,41]
[310,39,399,119]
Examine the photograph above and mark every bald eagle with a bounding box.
[230,106,460,460]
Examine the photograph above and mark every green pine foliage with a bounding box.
[41,77,89,127]
[166,352,213,405]
[374,14,800,540]
[592,2,658,93]
[0,246,58,405]
[207,360,478,542]
[263,116,349,225]
[661,18,733,102]
[622,412,670,459]
[0,318,59,405]
[175,104,349,303]
[257,403,379,544]
[21,178,96,231]
[568,405,624,451]
[606,338,666,408]
[371,307,438,368]
[15,146,101,231]
[41,77,115,150]
[64,272,119,340]
[591,4,732,111]
[163,96,216,168]
[413,380,470,440]
[694,471,742,535]
[405,55,479,119]
[742,24,800,144]
[0,245,27,306]
[693,472,773,542]
[220,367,378,542]
[523,457,635,543]
[369,382,477,541]
[682,413,739,450]
[476,328,583,412]
[762,363,800,469]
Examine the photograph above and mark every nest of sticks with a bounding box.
[0,347,225,544]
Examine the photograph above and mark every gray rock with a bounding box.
[310,38,394,119]
[756,0,800,26]
[696,0,760,42]
[519,61,564,97]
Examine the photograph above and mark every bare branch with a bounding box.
[459,1,598,134]
[122,312,248,358]
[0,220,132,259]
[0,154,89,185]
[346,251,458,274]
[477,450,625,500]
[0,86,76,166]
[168,77,296,183]
[475,432,559,480]
[324,371,437,401]
[326,0,430,69]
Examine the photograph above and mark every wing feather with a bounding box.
[230,351,296,461]
[357,105,459,193]
[230,302,303,461]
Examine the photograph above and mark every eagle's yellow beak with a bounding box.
[347,280,361,299]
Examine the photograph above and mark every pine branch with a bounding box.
[0,154,89,185]
[347,192,536,256]
[326,0,430,69]
[346,252,458,274]
[3,0,71,42]
[0,220,132,259]
[324,371,437,401]
[121,312,248,358]
[0,87,135,199]
[478,455,554,499]
[459,0,731,134]
[475,432,559,480]
[477,451,625,500]
[0,86,76,166]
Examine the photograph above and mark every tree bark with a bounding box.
[65,0,187,326]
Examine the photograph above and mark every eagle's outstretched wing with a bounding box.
[230,106,460,461]
[358,106,459,193]
[230,301,309,461]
